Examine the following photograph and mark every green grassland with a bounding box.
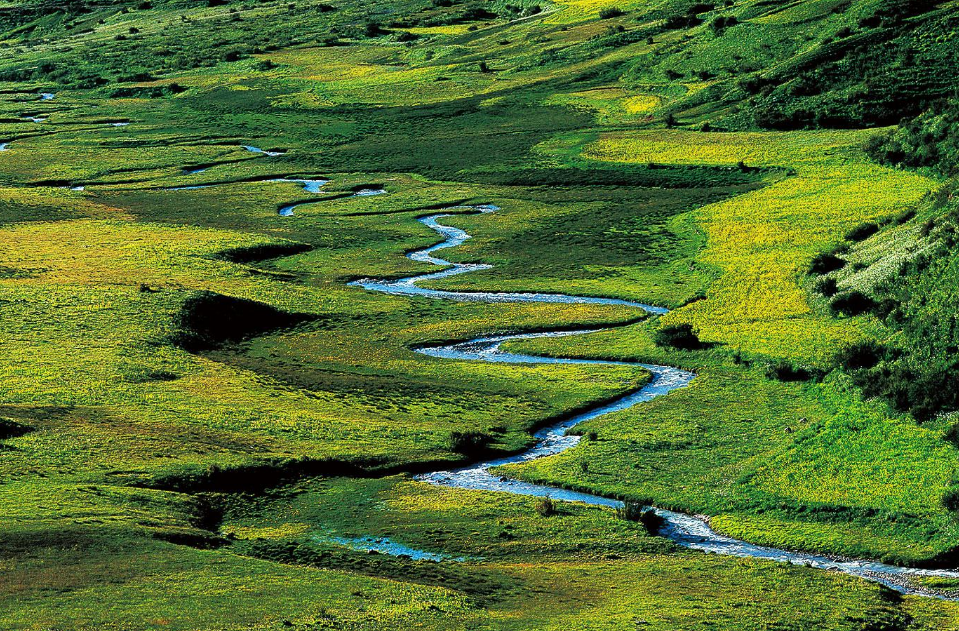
[1,0,959,628]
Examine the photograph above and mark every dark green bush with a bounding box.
[809,252,846,274]
[942,488,959,512]
[599,6,625,18]
[836,340,889,370]
[616,500,664,533]
[171,291,312,352]
[709,15,737,34]
[0,418,32,440]
[845,222,879,242]
[653,323,706,350]
[830,291,878,316]
[448,430,493,456]
[815,277,839,297]
[865,99,959,176]
[764,361,818,382]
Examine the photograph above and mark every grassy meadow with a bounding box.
[1,0,959,628]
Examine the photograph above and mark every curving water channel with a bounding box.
[349,204,959,600]
[163,174,383,216]
[242,145,286,157]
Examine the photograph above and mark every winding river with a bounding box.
[349,204,959,600]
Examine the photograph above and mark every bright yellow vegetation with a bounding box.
[584,129,938,363]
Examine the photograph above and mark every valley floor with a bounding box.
[1,0,959,628]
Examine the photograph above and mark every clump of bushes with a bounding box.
[0,417,32,440]
[709,15,738,34]
[942,488,959,512]
[814,277,838,297]
[110,83,186,99]
[845,222,880,242]
[865,98,959,176]
[599,6,625,18]
[365,21,388,37]
[944,423,959,448]
[829,291,878,317]
[448,430,493,456]
[663,13,702,29]
[764,361,820,382]
[846,357,959,422]
[836,340,891,371]
[616,500,664,533]
[653,323,707,350]
[809,251,846,274]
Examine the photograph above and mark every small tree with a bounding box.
[535,496,557,517]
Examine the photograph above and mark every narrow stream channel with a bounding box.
[350,204,959,600]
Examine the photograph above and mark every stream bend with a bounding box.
[350,204,959,600]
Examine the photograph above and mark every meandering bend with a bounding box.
[351,203,959,600]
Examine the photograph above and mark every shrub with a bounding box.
[830,291,878,316]
[845,222,879,242]
[664,14,702,29]
[764,361,816,382]
[944,423,959,448]
[448,430,492,455]
[709,15,738,34]
[809,252,846,274]
[654,323,705,350]
[459,7,497,21]
[815,277,838,297]
[850,360,959,422]
[365,21,387,37]
[616,501,664,533]
[534,496,557,517]
[836,340,888,370]
[943,488,959,512]
[599,7,625,19]
[0,417,32,440]
[864,98,959,176]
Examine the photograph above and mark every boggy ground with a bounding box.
[1,0,959,629]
